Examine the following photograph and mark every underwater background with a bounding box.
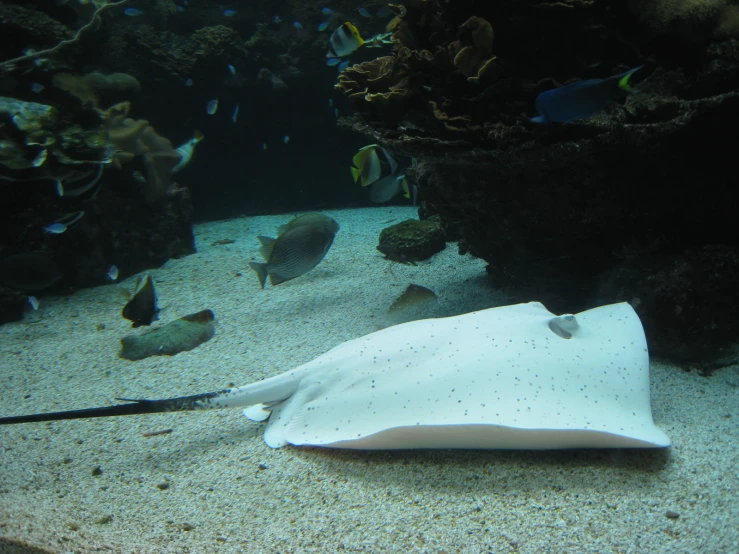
[1,0,738,552]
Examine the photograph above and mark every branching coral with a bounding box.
[448,16,496,82]
[0,0,129,72]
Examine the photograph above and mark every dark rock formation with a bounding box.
[377,218,446,262]
[0,168,194,324]
[336,0,739,367]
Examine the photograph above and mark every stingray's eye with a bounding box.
[548,315,579,339]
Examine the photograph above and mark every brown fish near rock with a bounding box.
[249,213,339,288]
[388,284,438,312]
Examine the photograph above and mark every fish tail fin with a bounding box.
[401,177,410,198]
[193,129,204,143]
[249,262,269,288]
[618,65,644,93]
[347,21,365,45]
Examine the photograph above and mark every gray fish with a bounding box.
[249,213,339,288]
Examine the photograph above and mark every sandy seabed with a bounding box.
[1,206,737,554]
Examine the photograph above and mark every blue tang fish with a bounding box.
[531,66,643,124]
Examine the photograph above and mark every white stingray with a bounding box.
[208,301,670,450]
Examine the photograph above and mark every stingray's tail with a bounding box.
[0,390,231,425]
[0,369,303,425]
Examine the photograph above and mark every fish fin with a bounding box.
[618,65,644,93]
[117,284,131,301]
[248,262,269,288]
[351,147,371,171]
[193,130,204,142]
[382,148,399,175]
[350,165,362,183]
[352,24,365,46]
[242,404,272,422]
[257,236,276,260]
[362,148,382,186]
[269,273,288,286]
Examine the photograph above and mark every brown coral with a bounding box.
[98,102,180,204]
[335,2,497,138]
[448,16,496,81]
[52,72,100,109]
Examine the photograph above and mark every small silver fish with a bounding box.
[262,143,267,150]
[334,108,339,118]
[42,223,66,234]
[273,15,282,23]
[357,7,371,17]
[27,296,40,311]
[328,98,333,108]
[55,178,64,197]
[232,104,239,123]
[185,78,193,86]
[31,149,47,167]
[317,22,329,32]
[107,265,119,281]
[131,170,147,184]
[283,135,290,144]
[206,99,218,115]
[30,83,44,93]
[293,21,303,30]
[248,213,339,288]
[173,131,204,173]
[228,64,236,75]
